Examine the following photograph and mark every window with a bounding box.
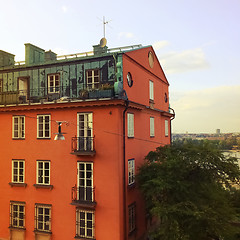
[12,116,25,139]
[77,113,93,151]
[37,115,51,138]
[48,74,60,94]
[77,162,93,202]
[37,161,50,185]
[127,113,134,138]
[86,69,100,89]
[35,204,51,232]
[10,202,25,229]
[76,209,95,239]
[128,203,136,233]
[12,160,25,183]
[150,117,155,137]
[149,80,154,101]
[128,159,135,186]
[165,119,169,137]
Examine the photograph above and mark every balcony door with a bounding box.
[77,162,93,202]
[18,77,29,101]
[77,113,93,151]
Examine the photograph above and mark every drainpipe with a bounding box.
[123,96,129,240]
[169,107,175,144]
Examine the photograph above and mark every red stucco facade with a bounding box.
[0,44,173,240]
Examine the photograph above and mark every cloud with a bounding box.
[152,41,170,50]
[61,6,67,13]
[118,32,134,39]
[159,47,210,74]
[171,85,240,133]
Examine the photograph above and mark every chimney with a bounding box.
[0,50,15,67]
[25,43,45,65]
[45,50,57,62]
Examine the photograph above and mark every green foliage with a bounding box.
[137,142,240,240]
[174,137,240,150]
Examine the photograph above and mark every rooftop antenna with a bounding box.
[103,16,109,38]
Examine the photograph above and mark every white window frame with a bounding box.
[48,74,60,94]
[127,113,134,138]
[36,161,50,185]
[86,69,100,89]
[77,113,93,151]
[150,117,155,137]
[10,201,25,228]
[35,204,51,232]
[128,159,135,186]
[77,162,93,201]
[76,209,95,238]
[12,116,25,139]
[37,115,51,138]
[12,160,25,183]
[128,203,136,233]
[165,119,169,137]
[149,80,154,101]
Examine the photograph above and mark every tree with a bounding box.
[137,142,240,240]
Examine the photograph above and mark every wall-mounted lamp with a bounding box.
[54,121,67,140]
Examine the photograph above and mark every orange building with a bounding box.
[0,40,174,240]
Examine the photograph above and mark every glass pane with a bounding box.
[44,223,49,231]
[86,172,92,179]
[80,171,85,178]
[86,164,92,171]
[45,208,50,215]
[80,228,85,236]
[38,222,43,230]
[45,177,49,184]
[86,180,92,186]
[79,164,85,170]
[87,213,92,220]
[80,220,85,227]
[39,116,43,123]
[19,219,24,227]
[80,212,85,219]
[87,229,93,237]
[45,162,49,169]
[12,204,17,211]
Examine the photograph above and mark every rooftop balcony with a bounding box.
[71,137,96,156]
[0,85,115,106]
[71,185,96,208]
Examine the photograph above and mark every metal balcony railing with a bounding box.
[0,85,115,106]
[71,137,95,155]
[71,185,96,206]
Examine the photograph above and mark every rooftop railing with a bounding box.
[0,85,115,106]
[14,44,142,65]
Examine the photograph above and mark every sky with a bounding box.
[0,0,239,133]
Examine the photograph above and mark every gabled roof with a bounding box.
[122,45,169,85]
